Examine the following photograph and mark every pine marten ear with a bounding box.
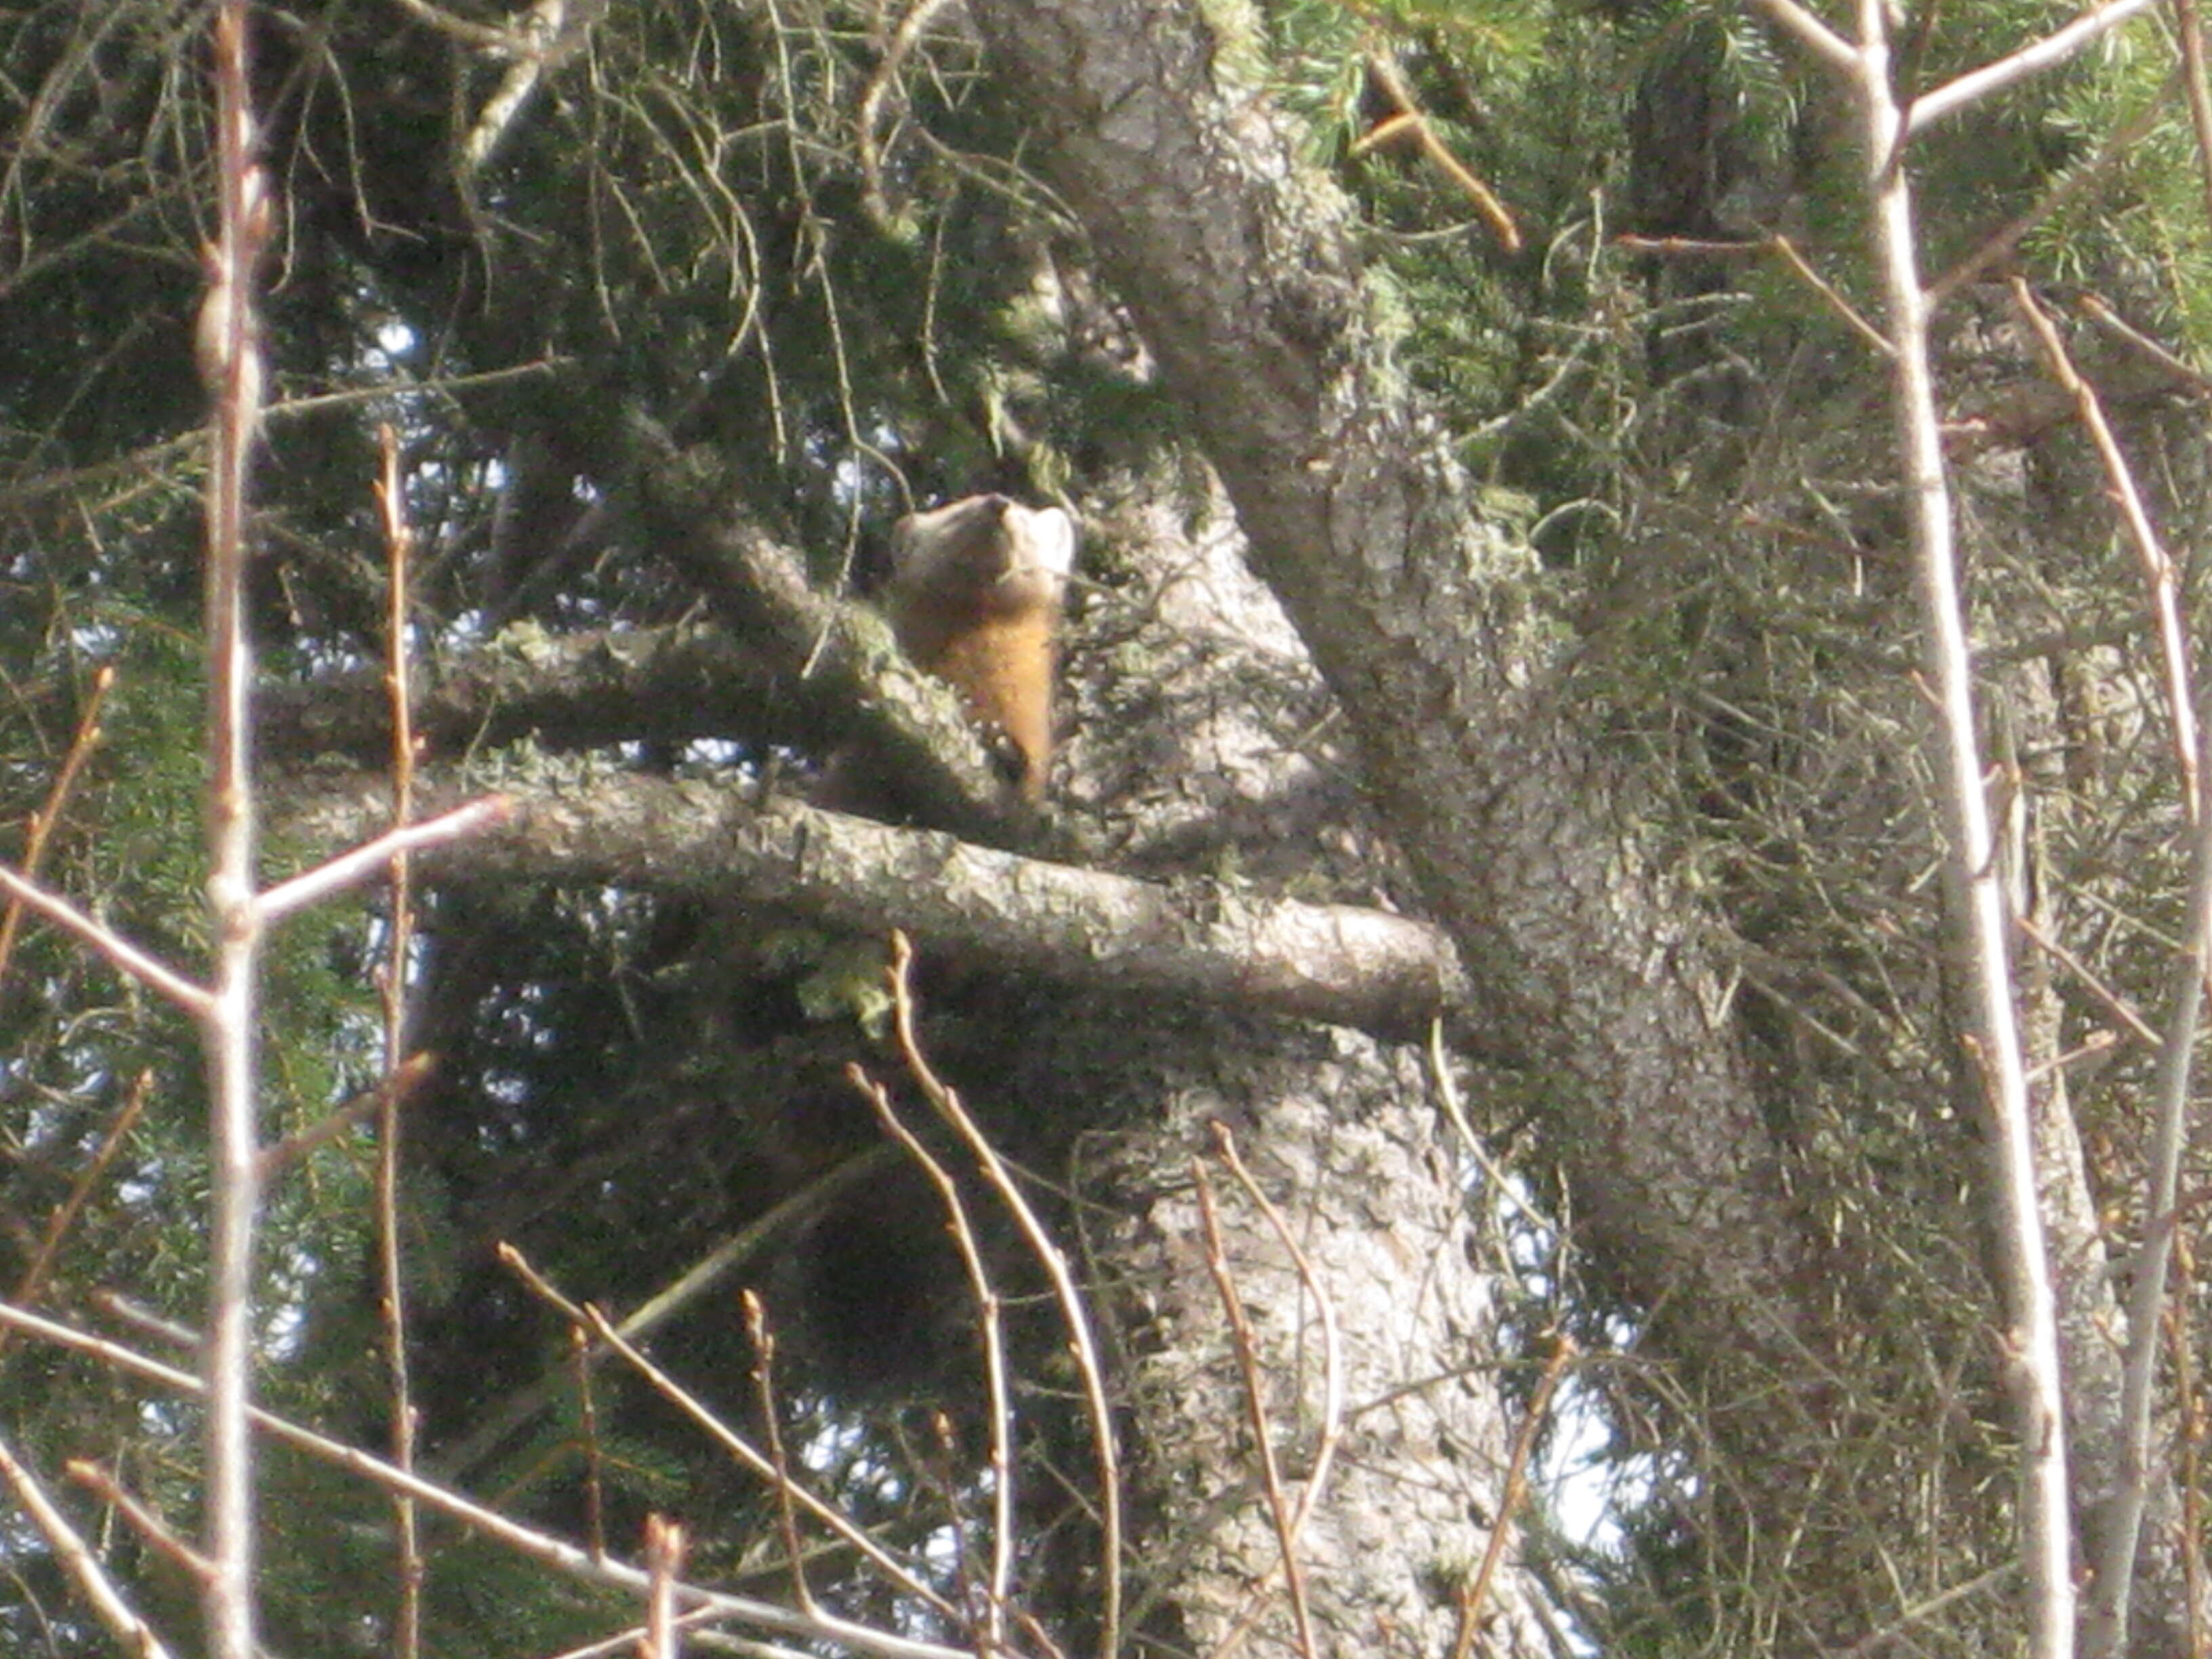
[1021,503,1076,582]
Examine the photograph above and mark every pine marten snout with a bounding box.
[884,495,1076,801]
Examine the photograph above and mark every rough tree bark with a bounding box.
[965,0,1801,1364]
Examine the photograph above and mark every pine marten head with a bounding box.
[884,495,1076,800]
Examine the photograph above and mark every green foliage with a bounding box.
[6,0,2212,1653]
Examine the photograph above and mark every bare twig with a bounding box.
[459,0,603,177]
[1930,75,2178,304]
[1873,34,2074,1659]
[571,1327,607,1561]
[538,1605,733,1659]
[2016,918,2160,1048]
[1,1069,151,1350]
[1765,234,1895,355]
[1193,1157,1317,1659]
[2176,0,2212,244]
[1832,1566,2018,1658]
[1355,53,1521,252]
[1742,0,1855,75]
[89,1292,197,1351]
[381,0,518,52]
[253,797,510,924]
[493,1248,960,1620]
[429,1146,899,1481]
[644,1515,687,1659]
[857,0,958,230]
[2163,1273,2205,1659]
[882,930,1122,1659]
[67,1461,210,1583]
[2083,712,2212,1654]
[847,1067,1016,1633]
[740,1292,817,1617]
[257,1054,435,1181]
[0,1298,975,1659]
[0,863,211,1018]
[2009,283,2200,808]
[1209,1125,1343,1549]
[1908,0,2163,133]
[1452,1334,1572,1659]
[373,422,425,1659]
[2077,291,2212,393]
[0,1429,178,1659]
[0,662,112,1002]
[1756,7,2077,1653]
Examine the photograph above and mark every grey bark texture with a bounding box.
[963,0,1804,1355]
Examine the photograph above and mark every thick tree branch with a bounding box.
[255,625,810,766]
[274,769,1471,1046]
[964,0,1803,1324]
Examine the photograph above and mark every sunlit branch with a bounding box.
[254,797,509,924]
[0,1429,180,1659]
[0,863,212,1019]
[1909,0,2163,133]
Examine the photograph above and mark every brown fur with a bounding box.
[885,495,1076,800]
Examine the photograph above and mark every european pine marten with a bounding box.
[884,495,1076,801]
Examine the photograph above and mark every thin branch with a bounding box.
[2083,736,2212,1653]
[0,1298,975,1659]
[381,0,519,52]
[1356,53,1520,252]
[67,1462,210,1583]
[882,931,1121,1659]
[257,1054,434,1182]
[857,0,958,230]
[1909,0,2164,132]
[1209,1124,1343,1549]
[1193,1157,1318,1659]
[2009,282,2200,809]
[740,1294,817,1618]
[460,0,602,177]
[195,7,274,1653]
[493,1250,961,1621]
[373,422,425,1659]
[2176,0,2212,243]
[0,662,112,1002]
[2163,1282,2206,1659]
[0,361,564,518]
[571,1328,607,1561]
[1797,4,2076,1650]
[0,863,212,1018]
[2018,917,2160,1047]
[0,1069,152,1351]
[0,1429,178,1659]
[1743,0,1858,75]
[1452,1334,1572,1659]
[643,1515,686,1659]
[253,796,509,924]
[1930,74,2179,305]
[429,1146,899,1482]
[848,1068,1017,1634]
[2078,291,2212,393]
[1767,234,1894,355]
